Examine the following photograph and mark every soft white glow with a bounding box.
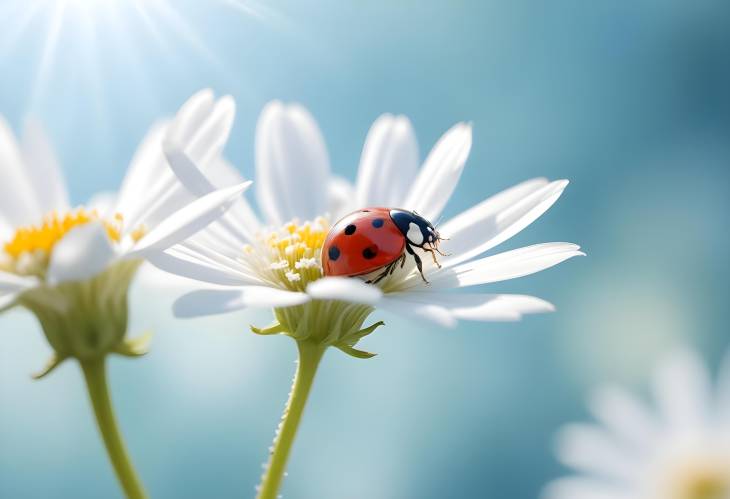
[0,0,268,113]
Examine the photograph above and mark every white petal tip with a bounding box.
[47,222,116,284]
[192,88,215,101]
[174,286,310,318]
[306,277,382,305]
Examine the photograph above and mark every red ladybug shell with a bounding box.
[322,208,406,277]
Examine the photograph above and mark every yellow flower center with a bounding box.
[1,208,144,278]
[247,217,329,292]
[670,458,730,499]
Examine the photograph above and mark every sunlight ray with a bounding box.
[29,1,68,110]
[0,2,46,58]
[128,0,172,53]
[75,1,110,134]
[149,0,228,72]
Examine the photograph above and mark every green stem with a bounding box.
[80,357,148,499]
[257,341,326,499]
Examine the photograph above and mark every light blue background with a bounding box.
[1,1,729,497]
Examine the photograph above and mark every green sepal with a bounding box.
[251,322,287,335]
[335,320,384,359]
[31,354,67,380]
[17,259,142,361]
[351,320,384,341]
[113,332,153,357]
[336,344,377,359]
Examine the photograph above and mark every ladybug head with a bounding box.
[389,209,442,248]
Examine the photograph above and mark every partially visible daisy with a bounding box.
[154,100,583,499]
[544,348,730,499]
[157,101,583,329]
[0,89,249,499]
[0,89,249,328]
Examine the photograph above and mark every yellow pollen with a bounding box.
[1,208,145,278]
[254,217,329,292]
[671,458,730,499]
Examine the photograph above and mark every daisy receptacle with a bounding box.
[0,89,249,499]
[153,100,584,499]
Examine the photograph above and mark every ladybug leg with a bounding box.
[367,269,388,285]
[367,260,398,285]
[388,256,401,276]
[433,244,450,257]
[423,247,442,268]
[405,243,428,283]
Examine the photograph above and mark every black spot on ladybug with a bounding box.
[362,245,378,259]
[328,246,341,261]
[344,224,356,235]
[372,218,384,228]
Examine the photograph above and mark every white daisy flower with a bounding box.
[156,100,583,332]
[544,348,730,499]
[0,89,250,370]
[154,100,583,499]
[0,89,250,499]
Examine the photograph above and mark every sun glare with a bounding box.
[0,0,271,113]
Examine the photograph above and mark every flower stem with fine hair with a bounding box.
[80,357,147,499]
[257,340,326,499]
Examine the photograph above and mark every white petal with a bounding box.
[147,249,262,286]
[0,270,39,292]
[355,114,419,207]
[652,348,713,431]
[165,147,260,242]
[0,116,43,226]
[327,176,356,220]
[21,119,69,213]
[393,291,554,321]
[164,144,221,197]
[556,424,638,482]
[440,179,568,268]
[0,292,19,311]
[588,385,659,450]
[116,91,234,234]
[115,121,169,219]
[173,286,309,317]
[255,101,331,225]
[542,477,630,499]
[306,277,382,305]
[179,95,235,167]
[206,158,263,237]
[403,122,472,221]
[424,242,584,289]
[179,224,250,262]
[87,191,117,218]
[47,221,117,284]
[0,217,12,242]
[377,295,457,328]
[165,89,215,147]
[129,181,252,256]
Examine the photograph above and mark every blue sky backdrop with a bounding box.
[1,1,729,497]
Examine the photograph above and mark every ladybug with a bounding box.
[321,208,446,284]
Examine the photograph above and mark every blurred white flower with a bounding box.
[0,89,250,366]
[154,101,583,329]
[544,348,730,499]
[0,89,248,300]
